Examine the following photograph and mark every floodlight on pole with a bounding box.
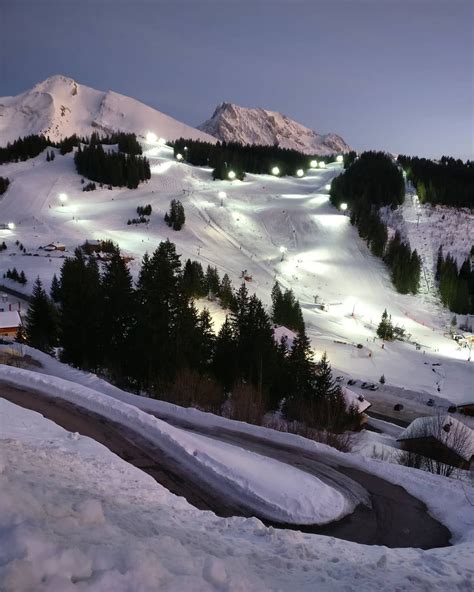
[296,169,304,177]
[228,170,236,180]
[218,191,226,206]
[325,183,331,191]
[279,245,287,261]
[310,160,318,168]
[158,137,166,145]
[146,132,157,143]
[336,155,344,163]
[59,193,68,204]
[7,222,15,230]
[319,161,326,169]
[176,153,183,161]
[340,202,348,211]
[271,166,280,176]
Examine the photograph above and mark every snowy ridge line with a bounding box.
[0,365,354,525]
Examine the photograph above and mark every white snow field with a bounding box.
[0,135,472,405]
[1,368,474,591]
[0,364,356,526]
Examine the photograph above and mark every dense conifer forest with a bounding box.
[21,240,356,432]
[172,138,337,180]
[436,247,474,314]
[398,155,474,208]
[74,135,151,188]
[330,152,421,294]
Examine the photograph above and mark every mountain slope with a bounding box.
[198,102,351,155]
[0,75,216,146]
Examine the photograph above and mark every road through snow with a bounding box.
[0,383,451,549]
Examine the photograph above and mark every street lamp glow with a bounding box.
[279,245,287,261]
[319,161,326,168]
[310,160,318,168]
[336,155,344,163]
[271,166,280,176]
[296,169,304,177]
[228,170,236,180]
[325,183,331,191]
[218,190,226,206]
[176,153,183,161]
[340,202,348,211]
[146,132,157,143]
[7,222,15,230]
[59,192,68,203]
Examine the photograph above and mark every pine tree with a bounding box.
[377,309,394,340]
[288,329,316,401]
[212,316,238,390]
[59,249,103,369]
[24,277,58,354]
[219,273,235,309]
[50,273,61,302]
[101,248,135,384]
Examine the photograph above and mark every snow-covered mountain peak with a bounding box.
[31,74,79,96]
[198,102,351,155]
[0,76,215,146]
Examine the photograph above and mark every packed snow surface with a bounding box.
[199,101,351,155]
[0,138,471,405]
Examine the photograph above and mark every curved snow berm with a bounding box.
[0,75,216,146]
[198,102,351,155]
[0,365,356,526]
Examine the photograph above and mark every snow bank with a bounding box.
[2,396,474,591]
[0,364,353,525]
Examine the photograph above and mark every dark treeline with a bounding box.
[398,155,474,208]
[0,176,10,195]
[436,247,474,314]
[172,138,338,181]
[23,240,356,432]
[384,231,421,294]
[330,152,420,294]
[271,282,305,333]
[74,137,151,189]
[0,134,51,164]
[0,131,144,163]
[164,199,185,230]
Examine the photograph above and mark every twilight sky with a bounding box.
[1,0,473,159]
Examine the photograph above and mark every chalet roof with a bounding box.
[398,415,474,462]
[342,386,371,414]
[0,311,21,329]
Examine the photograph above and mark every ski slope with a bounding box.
[0,139,472,404]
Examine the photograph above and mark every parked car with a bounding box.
[335,376,344,382]
[368,384,379,391]
[347,379,357,386]
[393,403,404,411]
[361,382,370,389]
[426,398,434,407]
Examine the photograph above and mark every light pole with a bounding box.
[279,245,287,261]
[218,191,226,206]
[271,166,280,176]
[176,153,183,161]
[59,193,68,205]
[340,202,348,212]
[228,170,236,180]
[310,160,318,168]
[146,132,157,143]
[296,169,304,177]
